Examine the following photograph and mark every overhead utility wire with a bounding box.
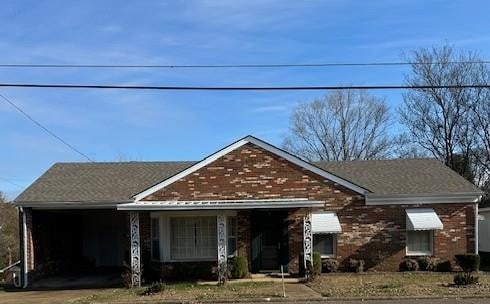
[0,61,489,69]
[0,92,94,162]
[0,83,488,91]
[0,177,24,189]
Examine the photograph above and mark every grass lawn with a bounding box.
[307,272,490,298]
[75,282,287,303]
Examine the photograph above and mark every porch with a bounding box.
[19,198,331,288]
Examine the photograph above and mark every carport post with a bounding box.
[129,211,141,287]
[303,210,313,280]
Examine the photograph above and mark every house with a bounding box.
[14,135,482,287]
[478,205,490,263]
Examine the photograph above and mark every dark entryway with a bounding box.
[250,210,289,272]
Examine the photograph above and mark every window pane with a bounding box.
[227,217,237,256]
[313,234,334,256]
[407,230,431,253]
[170,216,217,260]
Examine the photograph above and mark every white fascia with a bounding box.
[133,135,369,201]
[366,192,482,205]
[13,201,130,209]
[118,198,326,211]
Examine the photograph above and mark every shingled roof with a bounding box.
[315,158,481,196]
[15,158,481,203]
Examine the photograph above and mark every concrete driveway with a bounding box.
[0,288,108,304]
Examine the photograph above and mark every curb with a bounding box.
[103,294,490,304]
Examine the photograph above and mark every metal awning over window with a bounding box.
[406,208,443,231]
[311,212,342,233]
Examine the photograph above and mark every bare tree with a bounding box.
[399,45,487,181]
[283,90,392,161]
[0,192,19,269]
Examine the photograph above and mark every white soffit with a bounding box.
[311,212,342,233]
[406,208,443,230]
[133,135,368,201]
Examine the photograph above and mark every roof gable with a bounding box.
[133,136,369,201]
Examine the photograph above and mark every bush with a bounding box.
[322,259,339,273]
[312,252,322,276]
[453,273,479,286]
[141,282,165,296]
[228,256,249,279]
[455,254,480,272]
[436,260,453,272]
[399,259,419,271]
[121,263,132,288]
[417,257,437,271]
[348,259,365,273]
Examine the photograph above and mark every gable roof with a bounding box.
[132,135,369,201]
[15,137,482,205]
[316,158,481,196]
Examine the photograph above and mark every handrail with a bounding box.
[0,260,20,273]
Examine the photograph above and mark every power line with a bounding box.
[0,177,24,189]
[0,92,94,162]
[0,61,489,69]
[0,83,488,91]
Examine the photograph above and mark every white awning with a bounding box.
[311,212,342,233]
[406,208,443,230]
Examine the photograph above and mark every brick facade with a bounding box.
[140,142,476,273]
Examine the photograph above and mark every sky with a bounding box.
[1,0,490,199]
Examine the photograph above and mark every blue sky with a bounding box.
[1,0,490,199]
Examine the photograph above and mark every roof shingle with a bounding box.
[15,158,481,203]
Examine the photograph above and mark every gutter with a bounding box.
[366,192,483,205]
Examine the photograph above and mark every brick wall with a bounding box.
[140,143,476,273]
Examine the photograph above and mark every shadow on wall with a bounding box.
[341,228,405,271]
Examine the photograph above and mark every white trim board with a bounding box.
[118,198,326,211]
[366,193,482,205]
[133,135,369,201]
[14,201,126,209]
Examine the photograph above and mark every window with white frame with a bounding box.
[227,216,237,257]
[313,233,335,257]
[406,230,433,256]
[170,216,217,260]
[151,217,160,260]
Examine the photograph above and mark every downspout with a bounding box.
[20,207,28,288]
[475,202,479,254]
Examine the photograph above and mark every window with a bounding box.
[406,230,433,256]
[151,218,160,260]
[227,216,237,257]
[170,216,217,260]
[313,233,335,257]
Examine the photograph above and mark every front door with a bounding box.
[251,210,289,272]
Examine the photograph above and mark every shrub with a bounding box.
[141,282,165,296]
[121,263,132,288]
[436,260,453,272]
[417,257,437,271]
[399,259,419,271]
[455,254,480,272]
[322,258,339,273]
[453,273,479,286]
[312,251,322,276]
[228,256,249,279]
[348,259,365,273]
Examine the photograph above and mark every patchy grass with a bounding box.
[308,272,490,298]
[75,281,285,303]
